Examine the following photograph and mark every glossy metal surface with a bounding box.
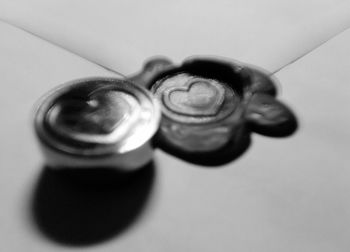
[34,77,160,170]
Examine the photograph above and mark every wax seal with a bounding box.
[129,56,297,165]
[34,77,160,171]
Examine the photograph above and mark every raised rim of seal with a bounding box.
[34,77,161,157]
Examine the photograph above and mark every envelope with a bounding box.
[1,2,350,251]
[1,0,350,73]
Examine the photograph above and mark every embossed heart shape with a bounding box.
[163,80,225,116]
[48,90,132,139]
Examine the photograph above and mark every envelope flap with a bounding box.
[1,0,350,74]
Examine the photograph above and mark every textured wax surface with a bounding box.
[153,73,237,123]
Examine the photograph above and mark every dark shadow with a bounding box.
[31,162,155,246]
[153,133,251,167]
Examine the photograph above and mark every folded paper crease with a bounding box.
[1,0,350,74]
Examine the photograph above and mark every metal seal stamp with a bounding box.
[34,77,160,171]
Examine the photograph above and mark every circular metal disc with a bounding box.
[34,77,160,170]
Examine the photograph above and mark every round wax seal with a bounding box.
[129,57,297,164]
[34,77,160,171]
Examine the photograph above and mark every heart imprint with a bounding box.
[48,88,138,143]
[163,79,225,116]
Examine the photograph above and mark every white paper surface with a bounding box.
[1,0,350,74]
[1,17,350,251]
